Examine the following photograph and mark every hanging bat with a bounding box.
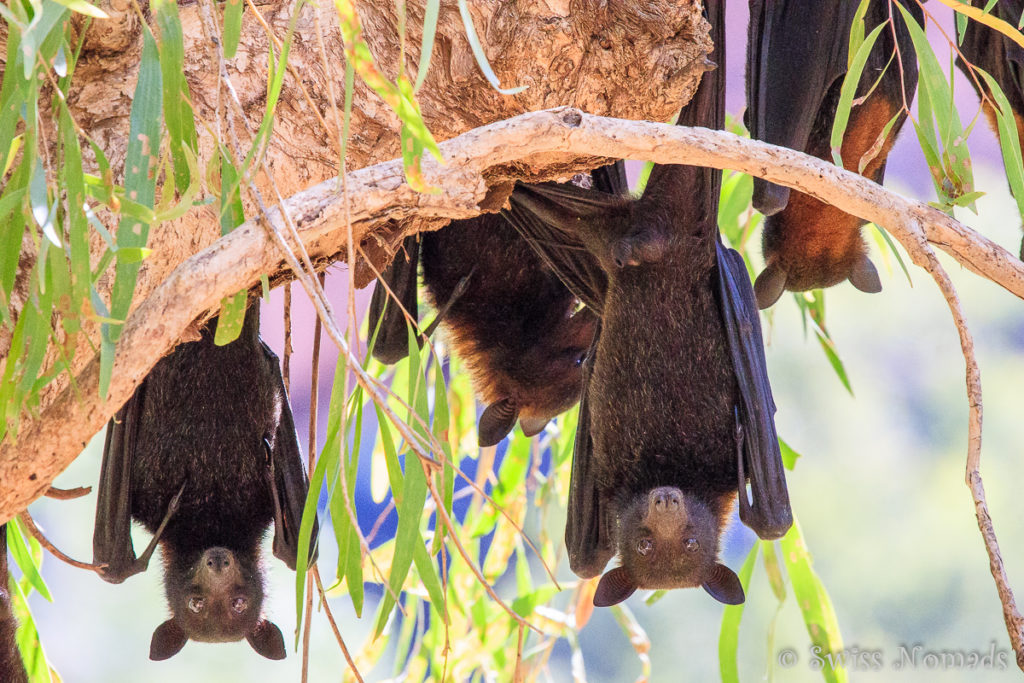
[505,0,791,607]
[955,0,1024,259]
[746,0,922,307]
[93,299,318,661]
[0,526,27,683]
[366,204,607,447]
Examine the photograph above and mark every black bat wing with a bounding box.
[367,234,421,365]
[93,382,148,584]
[590,161,630,197]
[746,0,857,215]
[260,340,320,571]
[564,326,615,578]
[503,180,620,315]
[715,242,792,539]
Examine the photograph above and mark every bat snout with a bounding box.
[646,487,686,531]
[201,547,235,574]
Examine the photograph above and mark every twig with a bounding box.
[301,273,325,683]
[902,221,1023,670]
[312,566,364,683]
[18,511,104,573]
[44,486,90,500]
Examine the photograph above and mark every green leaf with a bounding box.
[50,0,108,18]
[846,0,871,68]
[102,25,163,395]
[214,291,247,345]
[222,0,244,59]
[780,519,848,683]
[456,0,526,95]
[815,330,853,396]
[7,518,52,602]
[830,22,885,167]
[718,542,760,683]
[153,0,197,193]
[413,0,440,92]
[977,69,1024,221]
[895,2,974,208]
[779,437,802,471]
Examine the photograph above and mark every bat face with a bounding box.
[593,487,743,607]
[151,547,284,661]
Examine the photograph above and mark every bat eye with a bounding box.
[574,352,586,367]
[685,538,700,553]
[232,597,248,613]
[188,597,205,613]
[636,539,652,556]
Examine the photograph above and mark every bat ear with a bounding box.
[593,566,637,607]
[848,255,882,294]
[751,180,790,217]
[702,563,745,605]
[753,262,788,309]
[478,398,519,447]
[247,619,286,660]
[149,619,188,661]
[519,415,549,438]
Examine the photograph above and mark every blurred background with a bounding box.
[17,3,1024,681]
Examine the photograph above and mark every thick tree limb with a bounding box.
[1,106,1022,523]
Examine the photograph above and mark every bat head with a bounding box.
[151,547,284,661]
[593,487,743,607]
[754,189,882,309]
[476,305,597,446]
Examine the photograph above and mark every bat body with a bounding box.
[0,526,27,683]
[367,208,601,447]
[956,0,1024,258]
[507,0,790,607]
[93,300,317,661]
[746,0,922,306]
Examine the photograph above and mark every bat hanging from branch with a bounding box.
[505,0,791,607]
[366,208,601,448]
[746,0,922,307]
[92,299,318,661]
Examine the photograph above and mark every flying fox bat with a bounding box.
[504,0,791,607]
[93,300,318,661]
[955,0,1024,259]
[366,197,614,447]
[746,0,922,307]
[0,526,27,683]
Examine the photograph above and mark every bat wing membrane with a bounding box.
[715,243,792,539]
[260,340,320,571]
[367,235,421,365]
[93,382,148,583]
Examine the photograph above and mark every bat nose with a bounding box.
[648,486,683,513]
[203,548,234,572]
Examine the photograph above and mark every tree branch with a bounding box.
[2,106,1022,523]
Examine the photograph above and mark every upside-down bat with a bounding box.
[0,526,27,683]
[955,0,1024,259]
[366,198,613,447]
[746,0,922,307]
[504,0,791,607]
[93,300,318,661]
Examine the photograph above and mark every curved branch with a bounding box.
[2,106,1022,522]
